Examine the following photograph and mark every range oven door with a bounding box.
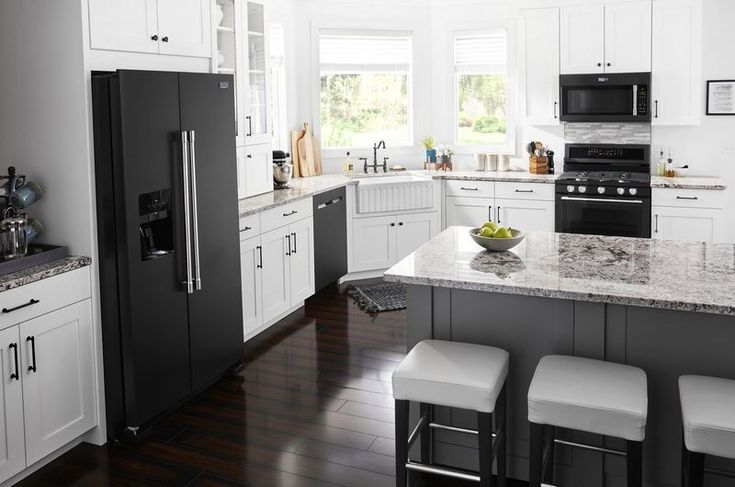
[556,194,651,238]
[560,73,651,123]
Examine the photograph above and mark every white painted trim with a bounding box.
[244,301,306,341]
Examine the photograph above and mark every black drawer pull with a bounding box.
[515,189,534,193]
[243,226,252,231]
[286,234,292,256]
[256,246,263,269]
[3,299,40,314]
[26,336,36,373]
[283,210,298,217]
[461,187,479,191]
[291,232,297,254]
[676,196,699,200]
[8,343,18,380]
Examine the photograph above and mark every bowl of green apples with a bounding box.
[469,221,525,252]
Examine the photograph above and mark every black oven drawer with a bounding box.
[556,194,651,238]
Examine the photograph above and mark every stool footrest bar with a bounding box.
[405,461,481,482]
[553,438,626,457]
[429,422,497,438]
[706,467,735,479]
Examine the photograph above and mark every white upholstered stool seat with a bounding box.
[528,355,648,442]
[392,340,509,413]
[679,375,735,459]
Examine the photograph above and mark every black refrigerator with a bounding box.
[92,70,243,439]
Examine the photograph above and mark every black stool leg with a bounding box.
[496,385,507,487]
[626,440,643,487]
[478,411,496,487]
[419,403,433,465]
[529,422,543,487]
[682,439,704,487]
[542,426,555,484]
[395,400,409,487]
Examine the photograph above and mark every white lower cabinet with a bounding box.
[652,207,724,243]
[240,213,315,338]
[352,212,439,272]
[495,198,556,232]
[0,327,25,483]
[445,197,493,228]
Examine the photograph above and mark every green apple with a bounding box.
[482,221,499,232]
[493,227,512,239]
[478,227,495,238]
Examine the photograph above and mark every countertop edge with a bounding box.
[0,256,92,293]
[383,272,735,317]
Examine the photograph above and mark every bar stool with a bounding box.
[679,375,735,487]
[528,355,648,487]
[392,339,509,487]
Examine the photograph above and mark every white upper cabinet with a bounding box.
[604,1,652,73]
[88,0,159,54]
[561,1,652,74]
[560,4,605,74]
[88,0,211,58]
[523,8,561,125]
[652,0,702,126]
[156,0,212,58]
[243,1,271,146]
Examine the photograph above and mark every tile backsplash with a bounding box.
[564,123,651,145]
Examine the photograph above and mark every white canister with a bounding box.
[498,154,511,172]
[474,154,487,171]
[485,154,498,171]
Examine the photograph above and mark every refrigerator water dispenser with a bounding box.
[138,190,173,260]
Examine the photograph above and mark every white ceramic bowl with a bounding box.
[469,228,525,252]
[675,167,689,178]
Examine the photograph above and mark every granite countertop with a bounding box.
[651,176,727,190]
[0,256,91,293]
[385,226,735,316]
[430,170,558,184]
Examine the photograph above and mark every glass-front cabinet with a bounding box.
[213,0,270,147]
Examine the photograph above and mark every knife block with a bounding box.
[529,156,548,174]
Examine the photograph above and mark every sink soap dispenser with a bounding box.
[343,152,354,176]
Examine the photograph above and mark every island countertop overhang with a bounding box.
[384,227,735,316]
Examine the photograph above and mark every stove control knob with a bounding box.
[566,185,575,193]
[617,187,625,195]
[597,187,606,194]
[578,186,587,194]
[629,188,638,196]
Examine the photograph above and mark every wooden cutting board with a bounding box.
[312,135,323,175]
[291,128,305,178]
[298,123,317,176]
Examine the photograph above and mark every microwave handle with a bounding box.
[633,85,638,117]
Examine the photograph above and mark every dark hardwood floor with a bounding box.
[18,282,525,487]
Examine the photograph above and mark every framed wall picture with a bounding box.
[706,80,735,115]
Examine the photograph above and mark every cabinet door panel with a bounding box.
[260,228,291,323]
[560,5,605,74]
[0,327,25,483]
[604,1,652,73]
[445,197,493,229]
[240,235,263,339]
[523,8,560,125]
[244,144,273,197]
[352,216,396,272]
[289,218,315,304]
[652,0,702,126]
[21,300,95,465]
[653,207,723,243]
[243,1,271,145]
[156,0,211,58]
[495,198,555,233]
[88,0,158,53]
[396,213,439,263]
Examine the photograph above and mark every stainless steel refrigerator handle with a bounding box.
[181,131,194,294]
[188,130,202,291]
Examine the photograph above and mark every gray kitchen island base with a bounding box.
[406,284,735,487]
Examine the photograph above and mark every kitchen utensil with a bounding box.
[291,127,305,178]
[527,142,536,156]
[313,135,323,175]
[297,122,317,176]
[1,216,28,259]
[469,227,525,252]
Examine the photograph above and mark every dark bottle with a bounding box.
[546,150,555,174]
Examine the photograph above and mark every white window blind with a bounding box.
[455,30,507,73]
[319,30,412,73]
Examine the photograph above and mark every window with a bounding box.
[269,22,288,150]
[319,30,412,148]
[455,30,508,147]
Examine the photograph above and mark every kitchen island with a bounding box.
[385,227,735,487]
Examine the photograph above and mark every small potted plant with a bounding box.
[438,145,454,171]
[422,136,437,164]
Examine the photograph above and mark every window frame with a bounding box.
[312,24,419,155]
[451,24,517,155]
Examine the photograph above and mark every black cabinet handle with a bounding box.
[291,232,297,254]
[461,187,479,191]
[161,36,169,43]
[497,207,502,224]
[286,235,291,256]
[246,116,253,137]
[654,214,659,233]
[243,226,252,231]
[282,210,298,217]
[607,62,611,67]
[655,100,659,118]
[488,206,493,221]
[26,336,36,373]
[390,223,396,227]
[256,246,263,269]
[8,343,18,381]
[676,196,699,200]
[597,62,602,67]
[515,189,534,193]
[2,298,40,314]
[554,101,558,119]
[151,35,159,41]
[399,222,403,226]
[246,154,252,159]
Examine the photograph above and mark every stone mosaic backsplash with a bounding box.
[564,123,651,145]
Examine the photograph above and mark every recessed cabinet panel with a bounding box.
[156,0,212,58]
[560,4,605,74]
[352,216,396,272]
[240,234,263,337]
[604,1,652,73]
[523,8,560,125]
[445,197,493,228]
[289,218,315,304]
[88,0,159,54]
[652,207,724,243]
[0,327,25,484]
[244,144,273,198]
[396,214,438,262]
[21,300,95,465]
[495,199,555,233]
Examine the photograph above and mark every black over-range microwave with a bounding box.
[559,72,651,123]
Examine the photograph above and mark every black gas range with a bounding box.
[556,144,651,238]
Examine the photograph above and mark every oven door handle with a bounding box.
[560,196,644,205]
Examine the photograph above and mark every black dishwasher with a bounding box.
[313,187,348,291]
